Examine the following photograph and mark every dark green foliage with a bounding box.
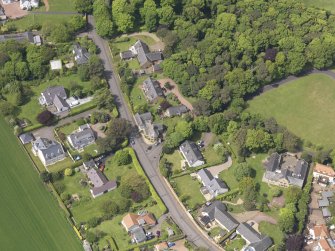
[233,163,253,182]
[40,171,51,183]
[36,110,54,126]
[114,150,132,165]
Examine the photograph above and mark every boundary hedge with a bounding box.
[126,147,167,214]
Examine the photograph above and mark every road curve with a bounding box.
[86,15,219,250]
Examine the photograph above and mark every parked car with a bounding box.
[167,242,175,248]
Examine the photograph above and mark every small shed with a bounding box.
[50,59,62,70]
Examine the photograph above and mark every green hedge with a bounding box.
[216,188,240,201]
[69,102,96,116]
[126,148,167,214]
[23,123,45,132]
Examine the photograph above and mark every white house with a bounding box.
[32,137,66,166]
[313,163,335,185]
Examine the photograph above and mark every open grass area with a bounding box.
[9,14,76,31]
[0,118,81,251]
[163,150,183,173]
[5,74,91,126]
[304,0,335,13]
[225,237,246,251]
[129,76,148,110]
[171,175,205,210]
[259,222,284,249]
[39,0,76,11]
[248,74,335,149]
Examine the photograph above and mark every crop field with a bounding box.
[304,0,335,13]
[0,118,81,251]
[248,74,335,149]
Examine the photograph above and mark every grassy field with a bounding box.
[40,0,76,12]
[259,222,284,249]
[248,74,335,149]
[304,0,335,13]
[0,118,81,250]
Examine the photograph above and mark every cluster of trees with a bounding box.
[119,173,150,203]
[96,117,132,153]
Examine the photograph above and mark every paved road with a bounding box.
[86,15,219,249]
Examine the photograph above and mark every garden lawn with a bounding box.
[0,118,81,251]
[259,222,284,249]
[225,237,246,251]
[304,0,335,13]
[9,14,76,31]
[171,175,205,209]
[248,74,335,149]
[6,74,91,126]
[130,76,148,111]
[163,150,183,173]
[40,0,76,11]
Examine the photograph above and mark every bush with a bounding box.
[101,201,119,215]
[114,150,132,165]
[270,187,282,197]
[40,171,51,183]
[60,193,70,201]
[64,168,73,176]
[87,217,101,228]
[53,182,65,193]
[118,198,131,213]
[36,110,54,126]
[51,171,63,182]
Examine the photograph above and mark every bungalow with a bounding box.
[67,124,95,151]
[313,163,335,185]
[39,86,67,106]
[263,152,309,188]
[179,140,205,168]
[32,137,66,166]
[121,213,156,232]
[142,77,164,102]
[126,40,163,69]
[197,168,228,200]
[73,43,90,65]
[236,222,273,251]
[199,201,238,232]
[87,168,117,198]
[19,132,35,144]
[134,112,163,143]
[164,105,188,117]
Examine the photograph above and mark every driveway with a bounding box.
[207,156,233,178]
[232,211,277,225]
[308,182,326,225]
[158,78,193,110]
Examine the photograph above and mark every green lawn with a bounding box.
[6,74,91,126]
[130,76,148,111]
[40,0,76,11]
[304,0,335,12]
[0,118,81,251]
[225,237,246,251]
[9,14,76,31]
[259,222,284,249]
[163,150,183,173]
[171,175,205,210]
[248,74,335,149]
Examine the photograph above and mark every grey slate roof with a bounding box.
[67,124,95,150]
[165,105,188,117]
[32,137,65,160]
[41,86,67,105]
[83,159,97,169]
[91,180,117,197]
[201,201,238,232]
[130,40,163,68]
[198,169,214,185]
[132,226,147,243]
[53,95,69,112]
[120,50,134,60]
[264,152,309,188]
[179,140,204,166]
[198,168,228,197]
[19,132,34,144]
[146,52,162,61]
[0,31,34,43]
[87,168,117,197]
[142,77,163,102]
[73,43,90,65]
[237,222,273,251]
[322,191,334,198]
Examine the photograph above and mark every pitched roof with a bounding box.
[319,239,332,251]
[87,168,108,187]
[265,152,281,172]
[197,169,214,185]
[53,95,69,112]
[165,105,188,117]
[180,140,204,166]
[91,180,117,197]
[322,207,332,218]
[83,159,96,169]
[120,50,134,60]
[122,213,156,230]
[32,137,65,160]
[132,226,147,243]
[133,40,150,67]
[142,77,164,102]
[155,242,168,251]
[41,86,67,105]
[314,163,335,177]
[237,223,273,251]
[322,191,334,198]
[122,213,139,230]
[19,132,34,144]
[146,52,162,62]
[198,169,228,195]
[73,43,90,65]
[313,225,330,239]
[67,125,95,150]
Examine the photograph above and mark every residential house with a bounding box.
[131,226,147,243]
[134,112,163,143]
[67,124,95,151]
[127,40,163,69]
[309,225,330,240]
[313,163,335,186]
[20,0,39,10]
[236,222,273,251]
[73,43,90,65]
[39,86,67,106]
[142,77,164,102]
[199,201,238,232]
[86,168,117,198]
[53,94,70,112]
[164,105,188,117]
[263,152,309,188]
[197,168,228,200]
[317,191,334,218]
[121,213,156,232]
[83,159,97,170]
[19,132,34,144]
[179,140,205,168]
[154,242,168,251]
[32,137,66,166]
